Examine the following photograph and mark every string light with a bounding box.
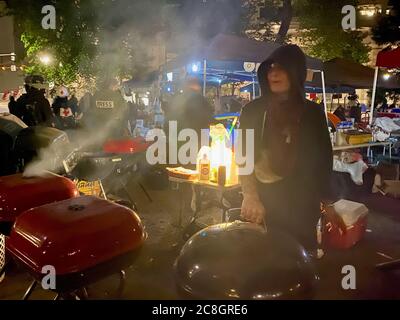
[0,65,27,71]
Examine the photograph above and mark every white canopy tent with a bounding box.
[370,47,400,125]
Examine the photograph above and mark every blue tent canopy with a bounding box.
[165,34,323,72]
[163,34,323,91]
[162,33,325,99]
[305,86,356,94]
[239,83,355,95]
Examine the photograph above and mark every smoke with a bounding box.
[88,0,167,83]
[85,0,245,82]
[22,141,66,178]
[22,115,124,178]
[22,0,246,177]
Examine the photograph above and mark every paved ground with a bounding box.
[1,179,400,300]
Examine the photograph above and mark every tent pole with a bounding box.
[203,59,207,97]
[370,66,379,126]
[252,74,256,100]
[321,71,328,122]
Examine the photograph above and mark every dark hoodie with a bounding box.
[239,45,332,249]
[16,87,54,127]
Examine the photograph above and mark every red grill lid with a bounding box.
[7,196,146,276]
[0,173,79,223]
[103,137,151,154]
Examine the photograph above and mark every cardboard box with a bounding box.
[382,180,400,199]
[345,133,372,145]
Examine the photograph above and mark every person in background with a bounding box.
[52,86,76,129]
[127,101,138,133]
[378,98,389,112]
[8,96,17,116]
[333,104,347,121]
[229,97,243,113]
[15,75,55,127]
[84,78,128,143]
[78,92,92,118]
[167,78,215,217]
[349,103,362,124]
[239,44,346,255]
[69,94,79,114]
[168,77,214,138]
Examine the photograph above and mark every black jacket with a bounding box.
[240,97,332,199]
[15,89,54,127]
[239,45,332,247]
[167,90,214,134]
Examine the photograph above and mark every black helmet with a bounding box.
[24,75,46,90]
[25,75,44,85]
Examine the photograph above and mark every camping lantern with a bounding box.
[207,124,238,184]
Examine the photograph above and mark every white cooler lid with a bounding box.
[333,199,369,226]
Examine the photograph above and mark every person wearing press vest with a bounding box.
[84,78,128,144]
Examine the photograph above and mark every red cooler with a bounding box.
[322,199,368,250]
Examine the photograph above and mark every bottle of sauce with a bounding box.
[199,154,210,181]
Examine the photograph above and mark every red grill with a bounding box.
[6,196,146,298]
[0,173,79,228]
[103,137,151,154]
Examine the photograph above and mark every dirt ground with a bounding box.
[1,179,400,300]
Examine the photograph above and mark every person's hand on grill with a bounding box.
[241,195,266,225]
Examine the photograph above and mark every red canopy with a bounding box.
[376,47,400,68]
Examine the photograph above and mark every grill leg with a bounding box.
[22,280,37,300]
[138,182,152,202]
[75,287,89,300]
[59,292,81,300]
[0,261,9,281]
[116,270,126,298]
[376,259,400,270]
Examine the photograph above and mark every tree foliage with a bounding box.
[372,1,400,46]
[6,0,376,87]
[243,0,292,42]
[7,0,166,87]
[294,0,369,63]
[242,0,369,63]
[8,0,97,86]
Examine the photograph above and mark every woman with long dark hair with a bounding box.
[239,45,346,252]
